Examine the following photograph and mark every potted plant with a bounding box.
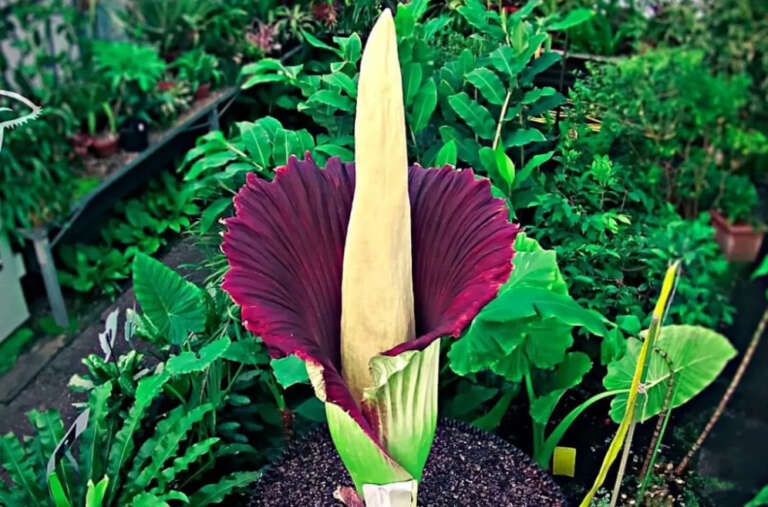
[171,49,223,101]
[89,102,119,158]
[710,174,765,262]
[92,41,165,152]
[222,10,563,506]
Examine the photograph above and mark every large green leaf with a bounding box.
[364,340,440,481]
[604,325,736,423]
[132,253,205,346]
[449,234,606,378]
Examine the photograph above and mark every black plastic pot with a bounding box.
[119,118,150,152]
[248,419,565,506]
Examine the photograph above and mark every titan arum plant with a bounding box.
[222,10,519,506]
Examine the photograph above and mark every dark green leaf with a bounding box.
[132,253,205,346]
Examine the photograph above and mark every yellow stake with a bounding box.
[340,10,415,404]
[580,262,680,506]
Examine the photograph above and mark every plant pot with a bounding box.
[194,82,212,101]
[71,131,94,158]
[118,118,149,153]
[710,209,765,262]
[91,133,119,158]
[248,419,565,506]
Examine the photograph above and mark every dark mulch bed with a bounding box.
[248,419,565,506]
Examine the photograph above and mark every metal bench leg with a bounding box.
[29,229,68,327]
[208,108,220,131]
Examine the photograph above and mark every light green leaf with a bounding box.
[434,140,457,167]
[466,68,506,105]
[410,78,437,132]
[132,253,205,346]
[494,143,515,187]
[447,92,495,139]
[547,8,595,31]
[505,128,547,147]
[272,128,300,165]
[746,485,768,507]
[403,63,423,107]
[270,355,309,388]
[307,89,355,112]
[241,124,272,168]
[364,341,440,480]
[200,198,231,234]
[322,73,357,97]
[85,477,109,507]
[300,30,341,56]
[521,87,556,105]
[326,403,411,493]
[604,325,736,423]
[167,338,231,375]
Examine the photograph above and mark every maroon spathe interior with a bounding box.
[222,154,518,432]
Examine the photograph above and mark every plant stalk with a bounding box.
[609,421,636,507]
[675,305,768,475]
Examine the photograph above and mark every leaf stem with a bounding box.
[492,91,512,150]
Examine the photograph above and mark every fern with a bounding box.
[189,471,263,505]
[157,437,220,488]
[79,382,114,489]
[124,403,215,499]
[106,371,169,503]
[0,432,45,501]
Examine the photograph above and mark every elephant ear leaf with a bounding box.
[604,325,736,423]
[132,252,206,346]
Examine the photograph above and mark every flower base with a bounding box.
[710,209,764,262]
[248,419,564,506]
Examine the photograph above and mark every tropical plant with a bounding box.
[529,93,736,330]
[448,232,610,468]
[0,300,262,506]
[239,0,591,200]
[220,9,522,505]
[581,263,736,506]
[568,48,768,222]
[92,41,166,122]
[172,49,224,90]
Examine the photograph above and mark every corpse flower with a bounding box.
[222,10,518,506]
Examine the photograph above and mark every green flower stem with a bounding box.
[535,389,626,468]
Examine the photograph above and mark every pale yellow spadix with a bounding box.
[340,9,415,404]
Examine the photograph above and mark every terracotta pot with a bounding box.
[92,133,119,157]
[710,209,765,262]
[194,82,211,101]
[157,81,175,91]
[72,132,94,157]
